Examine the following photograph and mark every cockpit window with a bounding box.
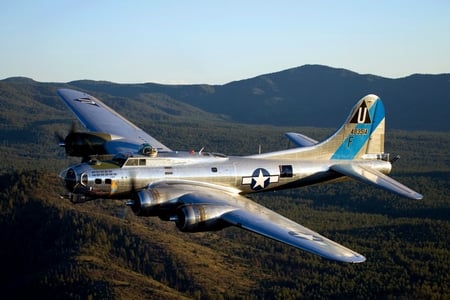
[123,158,148,166]
[125,158,138,166]
[111,154,128,167]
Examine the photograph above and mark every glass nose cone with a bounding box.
[62,168,77,192]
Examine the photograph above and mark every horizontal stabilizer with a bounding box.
[331,164,423,200]
[285,132,318,147]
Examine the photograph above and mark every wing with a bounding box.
[220,196,366,263]
[331,164,423,200]
[152,180,366,263]
[57,88,171,153]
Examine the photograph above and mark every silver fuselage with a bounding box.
[61,151,392,201]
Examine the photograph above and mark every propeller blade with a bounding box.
[55,121,77,149]
[55,132,66,147]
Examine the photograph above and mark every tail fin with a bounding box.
[251,94,386,160]
[323,94,385,160]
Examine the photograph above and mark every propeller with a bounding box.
[55,121,103,160]
[55,121,76,149]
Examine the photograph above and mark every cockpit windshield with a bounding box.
[111,153,128,167]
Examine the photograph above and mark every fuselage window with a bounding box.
[279,165,293,178]
[105,179,112,185]
[211,167,218,173]
[95,178,102,184]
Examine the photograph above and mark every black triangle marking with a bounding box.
[350,102,371,124]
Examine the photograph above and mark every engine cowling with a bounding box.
[175,204,233,232]
[127,188,185,217]
[62,131,111,157]
[128,189,161,216]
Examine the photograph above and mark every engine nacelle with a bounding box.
[128,188,185,217]
[175,204,233,232]
[62,132,111,157]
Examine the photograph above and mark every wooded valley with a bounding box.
[0,78,448,299]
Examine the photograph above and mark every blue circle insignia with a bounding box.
[250,168,271,191]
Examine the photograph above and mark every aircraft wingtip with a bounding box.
[327,252,366,263]
[352,255,366,263]
[414,193,424,200]
[341,253,366,263]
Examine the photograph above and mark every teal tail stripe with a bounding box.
[331,98,384,160]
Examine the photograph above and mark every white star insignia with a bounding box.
[252,169,268,189]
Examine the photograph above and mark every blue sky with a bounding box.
[1,1,449,84]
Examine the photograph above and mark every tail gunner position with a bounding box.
[58,89,422,263]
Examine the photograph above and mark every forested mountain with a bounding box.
[0,67,449,299]
[2,64,450,131]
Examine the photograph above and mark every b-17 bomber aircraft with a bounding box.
[57,88,423,263]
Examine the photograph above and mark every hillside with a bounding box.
[0,67,449,298]
[1,150,449,298]
[2,64,450,131]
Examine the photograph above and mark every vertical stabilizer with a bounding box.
[251,94,387,161]
[325,94,385,160]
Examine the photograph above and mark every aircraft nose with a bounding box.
[60,168,77,192]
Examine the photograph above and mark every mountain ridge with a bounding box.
[2,64,450,131]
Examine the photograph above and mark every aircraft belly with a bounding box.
[270,171,343,191]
